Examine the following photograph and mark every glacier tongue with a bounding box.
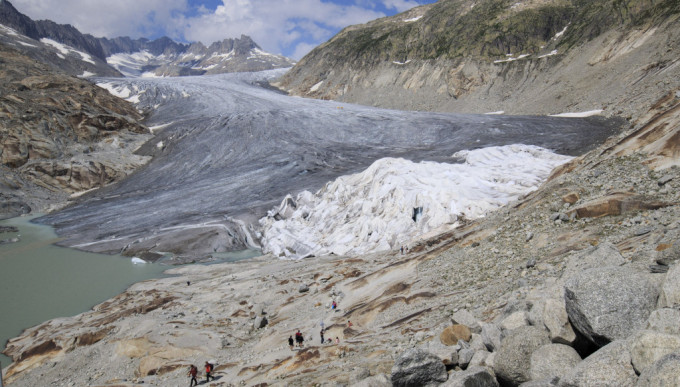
[260,144,572,259]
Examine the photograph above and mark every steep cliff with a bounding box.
[276,0,680,122]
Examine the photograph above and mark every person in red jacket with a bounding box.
[205,361,214,383]
[188,364,198,387]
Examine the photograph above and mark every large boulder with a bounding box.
[542,299,576,345]
[558,340,637,387]
[529,343,581,380]
[441,366,499,387]
[481,323,503,352]
[629,330,680,374]
[391,348,448,387]
[564,266,659,346]
[659,263,680,307]
[351,373,392,387]
[562,242,626,278]
[493,326,550,386]
[645,308,680,335]
[452,309,482,334]
[636,351,680,387]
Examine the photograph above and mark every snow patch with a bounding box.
[485,111,505,115]
[260,144,572,259]
[18,41,36,47]
[97,82,132,99]
[393,60,412,65]
[538,50,558,59]
[79,71,96,77]
[41,38,95,64]
[550,110,603,118]
[404,15,423,22]
[494,53,530,63]
[131,257,147,264]
[309,81,324,93]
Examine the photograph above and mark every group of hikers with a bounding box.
[289,320,353,350]
[187,361,215,386]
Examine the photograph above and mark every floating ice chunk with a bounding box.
[131,257,147,264]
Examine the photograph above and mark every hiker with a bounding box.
[188,364,198,387]
[288,335,294,350]
[335,337,340,344]
[205,361,214,383]
[320,329,325,344]
[326,337,332,344]
[331,300,337,310]
[400,246,404,254]
[295,330,304,347]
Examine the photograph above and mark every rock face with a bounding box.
[559,341,637,387]
[564,266,659,346]
[391,348,448,387]
[0,41,150,219]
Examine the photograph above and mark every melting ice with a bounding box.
[260,144,571,259]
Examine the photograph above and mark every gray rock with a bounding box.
[298,283,310,293]
[529,344,581,380]
[558,340,637,387]
[542,298,576,345]
[493,326,550,386]
[656,242,680,266]
[629,330,680,374]
[564,266,659,346]
[419,337,459,365]
[562,242,625,279]
[441,366,499,387]
[660,263,680,307]
[253,315,268,329]
[519,377,559,387]
[469,350,491,368]
[645,308,680,335]
[349,367,371,384]
[459,348,476,368]
[657,175,674,186]
[351,373,392,387]
[391,348,448,387]
[481,323,503,352]
[501,311,529,331]
[452,309,482,334]
[637,351,680,387]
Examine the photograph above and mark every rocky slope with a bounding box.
[2,89,679,386]
[0,41,151,219]
[276,0,680,123]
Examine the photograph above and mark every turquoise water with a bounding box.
[0,215,169,369]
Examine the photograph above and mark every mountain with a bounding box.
[0,40,151,219]
[275,0,680,123]
[101,34,296,77]
[0,0,295,78]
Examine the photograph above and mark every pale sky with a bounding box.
[10,0,437,59]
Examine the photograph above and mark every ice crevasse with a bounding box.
[259,144,572,259]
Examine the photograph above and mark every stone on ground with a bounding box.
[636,351,680,387]
[558,340,637,387]
[441,366,499,387]
[493,326,550,386]
[529,343,581,380]
[391,348,448,387]
[629,330,680,374]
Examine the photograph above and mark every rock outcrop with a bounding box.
[0,41,151,218]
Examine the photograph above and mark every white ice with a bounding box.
[550,110,603,118]
[131,257,147,264]
[260,144,572,259]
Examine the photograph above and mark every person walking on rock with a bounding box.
[288,335,294,350]
[188,364,198,387]
[320,329,325,344]
[205,361,214,383]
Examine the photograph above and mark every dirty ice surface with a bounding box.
[39,70,619,259]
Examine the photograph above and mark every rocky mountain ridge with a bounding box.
[0,0,295,78]
[276,0,680,123]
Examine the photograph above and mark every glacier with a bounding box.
[38,70,621,261]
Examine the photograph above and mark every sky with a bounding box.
[10,0,437,59]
